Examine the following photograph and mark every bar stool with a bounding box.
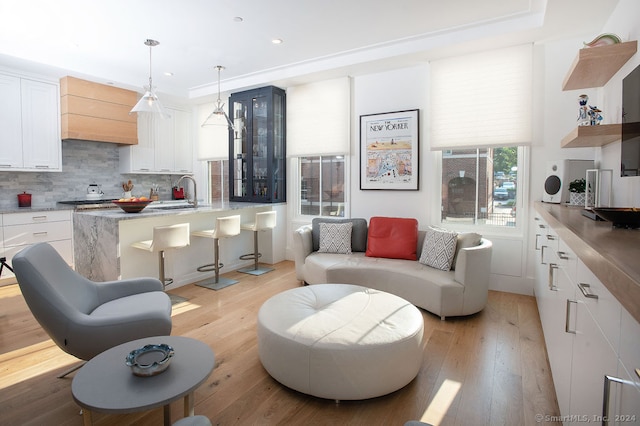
[131,223,190,305]
[239,210,277,275]
[192,215,241,290]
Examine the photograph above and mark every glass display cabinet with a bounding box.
[229,86,286,203]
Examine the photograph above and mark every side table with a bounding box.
[72,335,215,426]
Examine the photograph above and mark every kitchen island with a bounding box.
[73,201,286,287]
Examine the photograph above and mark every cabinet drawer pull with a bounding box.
[31,215,47,221]
[603,375,626,423]
[33,231,48,237]
[557,251,569,260]
[538,224,546,229]
[540,246,547,265]
[565,299,577,334]
[578,283,599,299]
[0,164,12,167]
[546,234,556,240]
[35,165,50,169]
[535,234,541,250]
[548,263,559,291]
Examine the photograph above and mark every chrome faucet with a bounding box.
[176,175,198,208]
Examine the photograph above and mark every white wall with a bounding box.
[350,65,431,223]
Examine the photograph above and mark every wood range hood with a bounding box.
[60,76,139,145]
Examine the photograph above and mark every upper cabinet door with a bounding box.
[0,74,25,168]
[21,78,61,171]
[173,109,192,174]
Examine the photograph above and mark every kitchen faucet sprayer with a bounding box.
[176,175,197,208]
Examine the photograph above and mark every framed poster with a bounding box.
[360,109,419,190]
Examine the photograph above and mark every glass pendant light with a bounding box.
[202,65,235,129]
[130,39,169,119]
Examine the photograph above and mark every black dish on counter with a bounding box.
[592,207,640,229]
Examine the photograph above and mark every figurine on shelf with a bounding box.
[588,105,603,125]
[577,94,590,126]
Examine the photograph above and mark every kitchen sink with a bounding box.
[146,201,196,210]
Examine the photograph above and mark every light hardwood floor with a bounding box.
[0,261,560,425]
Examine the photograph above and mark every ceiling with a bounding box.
[0,0,618,102]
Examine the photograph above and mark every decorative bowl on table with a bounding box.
[125,343,174,377]
[112,198,152,213]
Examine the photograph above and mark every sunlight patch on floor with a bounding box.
[171,300,202,316]
[420,378,462,425]
[0,282,21,299]
[0,340,78,390]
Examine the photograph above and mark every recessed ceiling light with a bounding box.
[272,38,283,45]
[233,16,243,22]
[164,72,174,77]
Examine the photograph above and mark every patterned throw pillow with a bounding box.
[318,222,353,254]
[419,226,458,271]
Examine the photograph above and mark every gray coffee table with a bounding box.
[72,336,215,426]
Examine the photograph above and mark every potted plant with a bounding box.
[568,178,592,206]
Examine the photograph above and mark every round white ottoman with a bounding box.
[257,284,424,401]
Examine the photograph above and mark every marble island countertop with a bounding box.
[74,200,280,221]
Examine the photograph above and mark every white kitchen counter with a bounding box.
[73,201,286,286]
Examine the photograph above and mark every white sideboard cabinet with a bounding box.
[0,71,61,172]
[533,208,640,425]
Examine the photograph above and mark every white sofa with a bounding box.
[293,219,492,320]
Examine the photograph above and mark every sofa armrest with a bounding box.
[454,238,492,312]
[293,225,314,281]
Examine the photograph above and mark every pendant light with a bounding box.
[202,65,235,129]
[130,39,169,119]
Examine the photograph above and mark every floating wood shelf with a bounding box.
[561,124,621,148]
[562,40,637,91]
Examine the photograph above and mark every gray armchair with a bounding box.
[12,242,172,375]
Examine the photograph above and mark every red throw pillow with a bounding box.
[366,217,418,260]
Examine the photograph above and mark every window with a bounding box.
[299,155,345,217]
[441,147,519,227]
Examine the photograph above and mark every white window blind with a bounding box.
[430,44,533,150]
[196,101,229,160]
[286,77,350,157]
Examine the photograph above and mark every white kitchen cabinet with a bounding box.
[125,113,155,172]
[0,72,61,172]
[533,211,640,425]
[0,74,23,167]
[617,307,640,423]
[610,361,640,425]
[536,220,576,418]
[576,258,621,351]
[568,292,618,424]
[1,210,73,279]
[120,106,192,174]
[172,108,192,174]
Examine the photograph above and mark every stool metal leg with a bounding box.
[197,238,239,290]
[239,230,274,276]
[158,251,188,305]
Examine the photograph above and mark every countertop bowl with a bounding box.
[112,199,153,213]
[125,343,174,377]
[592,207,640,229]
